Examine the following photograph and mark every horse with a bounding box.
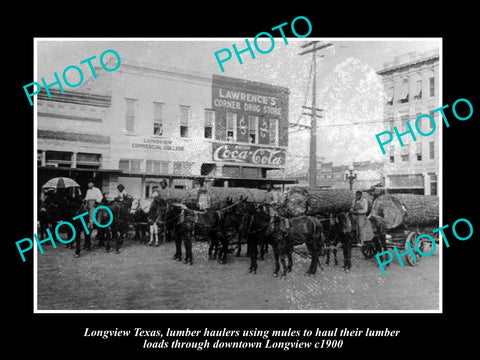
[38,193,60,241]
[130,198,153,243]
[268,209,325,278]
[323,212,354,273]
[71,201,92,257]
[165,203,195,265]
[147,196,169,247]
[204,207,228,262]
[223,196,257,258]
[236,203,272,274]
[90,198,132,254]
[368,215,390,270]
[204,196,245,263]
[222,197,272,259]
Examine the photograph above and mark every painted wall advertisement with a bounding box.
[129,136,186,152]
[212,142,286,167]
[212,74,289,146]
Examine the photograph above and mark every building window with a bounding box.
[400,115,410,133]
[414,112,421,132]
[242,167,260,178]
[387,117,394,132]
[45,151,72,168]
[248,115,258,144]
[173,162,193,175]
[226,112,237,141]
[119,159,141,173]
[398,79,409,103]
[146,160,169,174]
[429,173,437,195]
[179,105,190,138]
[387,86,394,105]
[416,143,422,161]
[427,110,434,130]
[413,80,422,100]
[389,146,394,163]
[153,102,164,136]
[401,144,409,162]
[429,77,435,97]
[125,99,137,132]
[204,109,215,139]
[37,150,43,166]
[429,141,435,160]
[269,118,279,146]
[77,153,101,169]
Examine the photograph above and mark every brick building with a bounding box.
[377,49,440,195]
[36,59,293,199]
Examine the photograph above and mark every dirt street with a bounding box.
[36,234,440,311]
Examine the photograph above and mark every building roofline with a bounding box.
[377,54,439,75]
[37,89,111,107]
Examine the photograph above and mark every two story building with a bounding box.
[37,59,293,199]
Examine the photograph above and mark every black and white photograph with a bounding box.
[7,8,480,356]
[33,38,441,312]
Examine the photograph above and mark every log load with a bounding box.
[158,187,268,210]
[370,194,439,229]
[281,187,373,217]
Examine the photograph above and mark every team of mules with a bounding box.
[39,194,358,277]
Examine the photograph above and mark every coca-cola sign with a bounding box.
[212,143,286,167]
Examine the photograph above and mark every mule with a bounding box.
[225,197,269,259]
[237,204,272,274]
[204,208,228,262]
[130,198,151,243]
[147,197,168,246]
[268,213,325,278]
[91,199,132,254]
[166,204,194,265]
[72,201,92,258]
[323,213,354,272]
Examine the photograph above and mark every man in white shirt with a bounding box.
[85,181,103,204]
[84,180,104,228]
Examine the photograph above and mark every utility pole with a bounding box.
[299,41,332,187]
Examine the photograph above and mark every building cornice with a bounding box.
[38,89,112,108]
[377,54,439,76]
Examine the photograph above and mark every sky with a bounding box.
[36,38,441,173]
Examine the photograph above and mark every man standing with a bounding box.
[197,184,211,211]
[350,190,368,246]
[368,214,389,270]
[265,183,282,232]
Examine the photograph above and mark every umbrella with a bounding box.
[42,177,80,189]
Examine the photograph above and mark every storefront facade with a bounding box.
[36,61,293,200]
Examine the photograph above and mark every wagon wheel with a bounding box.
[361,243,375,259]
[405,231,422,266]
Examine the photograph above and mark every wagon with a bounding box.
[359,193,439,266]
[360,227,432,266]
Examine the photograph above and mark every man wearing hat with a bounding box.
[83,180,104,242]
[350,190,369,246]
[115,184,129,202]
[155,179,170,200]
